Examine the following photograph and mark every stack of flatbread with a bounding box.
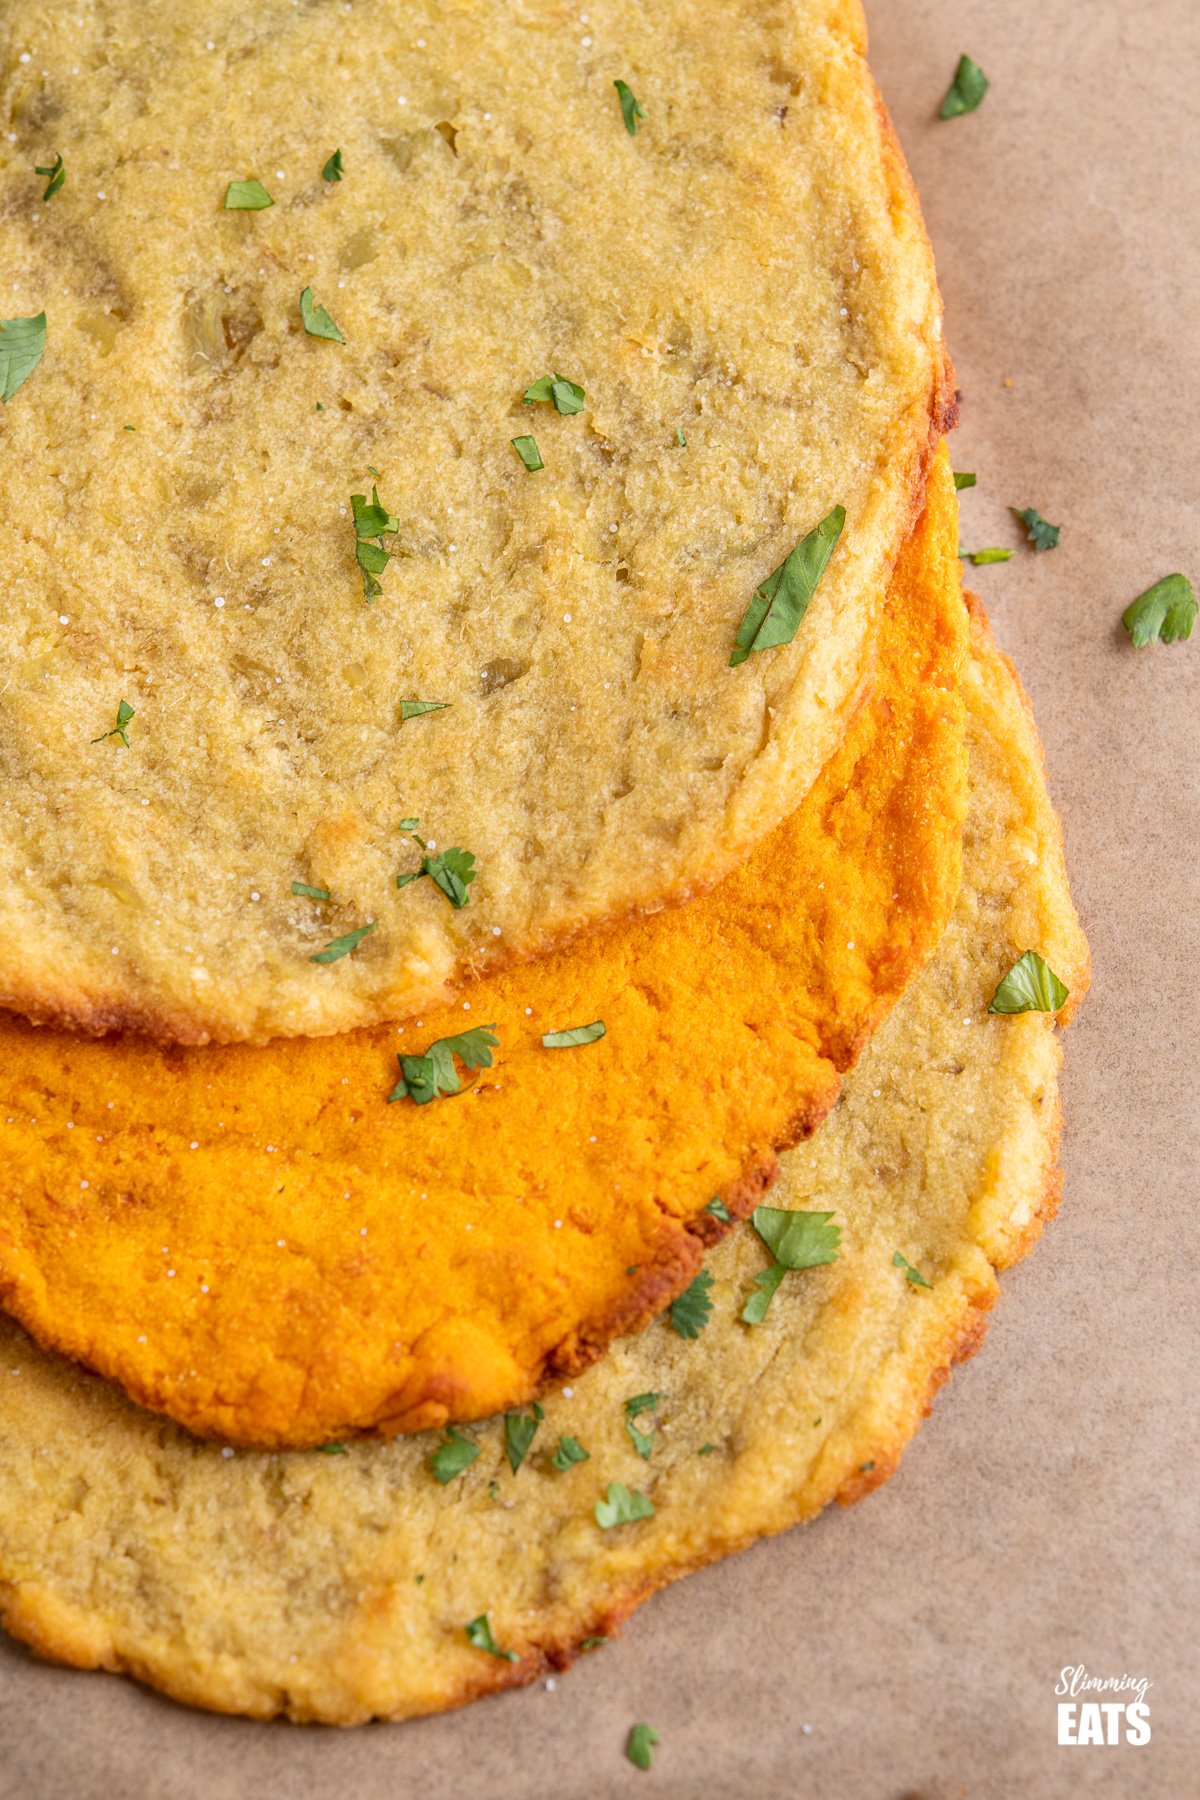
[0,0,1087,1726]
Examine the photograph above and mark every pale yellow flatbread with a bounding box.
[0,0,947,1041]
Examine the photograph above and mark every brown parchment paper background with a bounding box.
[2,2,1197,1794]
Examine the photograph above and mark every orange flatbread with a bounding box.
[0,451,967,1449]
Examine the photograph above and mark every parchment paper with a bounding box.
[1,2,1196,1794]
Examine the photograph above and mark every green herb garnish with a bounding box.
[626,1724,660,1771]
[705,1196,732,1223]
[624,1392,661,1460]
[90,698,135,748]
[892,1251,932,1290]
[503,1403,544,1474]
[510,434,544,472]
[299,286,344,343]
[953,470,977,491]
[614,79,646,136]
[0,312,47,403]
[542,1020,605,1049]
[396,842,477,909]
[35,153,65,200]
[350,483,399,600]
[580,1635,606,1651]
[1015,507,1061,552]
[939,55,988,119]
[316,1442,348,1455]
[428,1426,479,1484]
[291,881,330,900]
[669,1269,714,1339]
[399,700,450,722]
[1122,574,1197,647]
[387,1024,499,1105]
[594,1482,655,1529]
[224,177,274,210]
[322,149,344,183]
[988,950,1069,1015]
[465,1614,518,1662]
[961,547,1013,566]
[551,1435,590,1471]
[742,1206,840,1325]
[523,372,585,415]
[310,920,376,964]
[698,1443,717,1455]
[676,427,687,447]
[730,505,845,666]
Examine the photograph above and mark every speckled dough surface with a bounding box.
[0,452,967,1447]
[0,0,948,1042]
[0,602,1089,1724]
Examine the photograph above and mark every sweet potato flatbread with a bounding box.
[0,452,966,1447]
[0,0,949,1042]
[0,601,1088,1723]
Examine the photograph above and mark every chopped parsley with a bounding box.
[90,698,135,748]
[626,1724,660,1771]
[322,148,344,183]
[1015,507,1061,552]
[705,1196,732,1223]
[939,55,989,119]
[676,426,687,447]
[1122,574,1197,647]
[859,1461,876,1474]
[428,1426,479,1484]
[0,312,47,403]
[614,79,646,136]
[351,483,398,600]
[291,881,330,900]
[730,504,845,666]
[299,286,344,343]
[551,1435,590,1471]
[510,434,544,472]
[465,1615,518,1662]
[988,949,1069,1015]
[387,1024,499,1105]
[953,470,977,491]
[399,700,450,722]
[594,1482,655,1529]
[961,547,1012,565]
[35,153,65,200]
[503,1403,544,1474]
[523,372,585,415]
[669,1269,714,1339]
[316,1442,348,1455]
[742,1206,840,1325]
[223,177,274,210]
[542,1020,606,1049]
[893,1250,932,1290]
[698,1443,717,1456]
[625,1392,661,1459]
[310,920,376,964]
[579,1635,606,1651]
[396,843,477,909]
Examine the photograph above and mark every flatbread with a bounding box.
[0,450,967,1447]
[0,600,1089,1723]
[0,0,949,1042]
